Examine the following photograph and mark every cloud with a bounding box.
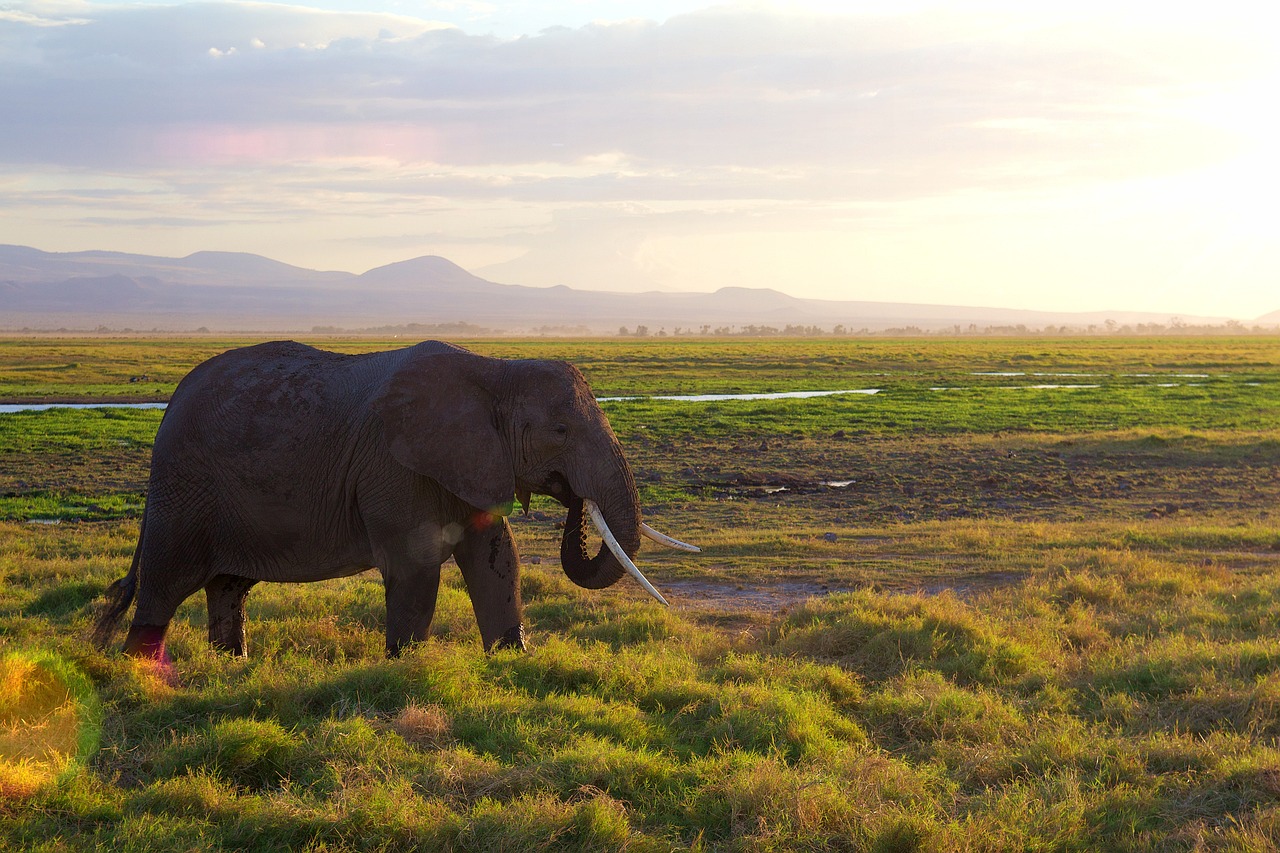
[1,1,1275,315]
[0,2,1251,184]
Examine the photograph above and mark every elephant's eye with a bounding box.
[553,423,569,436]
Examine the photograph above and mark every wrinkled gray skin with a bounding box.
[93,340,641,659]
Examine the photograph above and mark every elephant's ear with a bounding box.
[372,352,515,515]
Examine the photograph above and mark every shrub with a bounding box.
[157,717,303,791]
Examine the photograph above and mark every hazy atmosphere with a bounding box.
[2,0,1277,319]
[5,6,1280,845]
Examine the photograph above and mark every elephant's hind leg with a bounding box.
[206,574,259,656]
[123,623,170,659]
[127,558,209,661]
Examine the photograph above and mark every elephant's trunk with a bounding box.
[560,478,641,591]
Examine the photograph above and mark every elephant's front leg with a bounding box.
[454,515,525,652]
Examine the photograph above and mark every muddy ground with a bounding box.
[517,429,1280,622]
[8,427,1278,623]
[627,430,1280,525]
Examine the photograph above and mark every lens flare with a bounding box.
[0,650,102,798]
[129,654,180,695]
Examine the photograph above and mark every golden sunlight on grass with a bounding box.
[0,651,99,798]
[125,656,181,700]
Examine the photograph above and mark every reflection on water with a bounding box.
[598,389,881,403]
[934,385,1103,391]
[1,392,885,413]
[0,403,168,414]
[656,389,881,402]
[1026,384,1102,390]
[0,372,1236,415]
[3,392,886,414]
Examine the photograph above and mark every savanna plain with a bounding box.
[2,336,1280,851]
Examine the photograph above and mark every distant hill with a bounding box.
[0,244,1253,333]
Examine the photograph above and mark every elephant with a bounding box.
[92,340,696,660]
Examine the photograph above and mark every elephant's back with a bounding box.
[173,339,470,398]
[155,338,473,456]
[156,341,367,462]
[176,340,342,388]
[170,340,346,410]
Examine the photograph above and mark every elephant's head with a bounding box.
[373,345,690,599]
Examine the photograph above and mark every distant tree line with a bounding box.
[618,324,833,337]
[7,317,1275,337]
[617,319,1278,337]
[310,321,492,336]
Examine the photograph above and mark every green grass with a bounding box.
[2,335,1280,850]
[6,522,1280,850]
[2,335,1278,399]
[604,378,1280,439]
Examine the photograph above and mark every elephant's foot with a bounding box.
[123,623,170,661]
[489,624,526,652]
[386,638,422,659]
[209,633,247,657]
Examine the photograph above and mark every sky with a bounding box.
[1,1,1278,319]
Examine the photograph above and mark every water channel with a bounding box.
[0,402,168,414]
[0,374,1229,414]
[0,391,884,413]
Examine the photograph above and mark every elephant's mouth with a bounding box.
[512,472,570,515]
[538,471,575,508]
[518,470,695,607]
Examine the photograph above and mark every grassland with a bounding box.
[2,336,1279,850]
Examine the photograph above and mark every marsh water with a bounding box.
[595,389,881,402]
[0,373,1231,414]
[0,392,883,413]
[0,402,168,414]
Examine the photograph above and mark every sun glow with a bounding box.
[0,652,102,798]
[1178,63,1280,235]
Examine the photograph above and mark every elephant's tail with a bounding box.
[91,515,144,649]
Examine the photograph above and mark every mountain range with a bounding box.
[0,244,1269,333]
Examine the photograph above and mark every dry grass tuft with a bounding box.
[0,758,49,800]
[390,702,452,748]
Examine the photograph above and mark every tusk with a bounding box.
[584,499,670,607]
[641,522,701,553]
